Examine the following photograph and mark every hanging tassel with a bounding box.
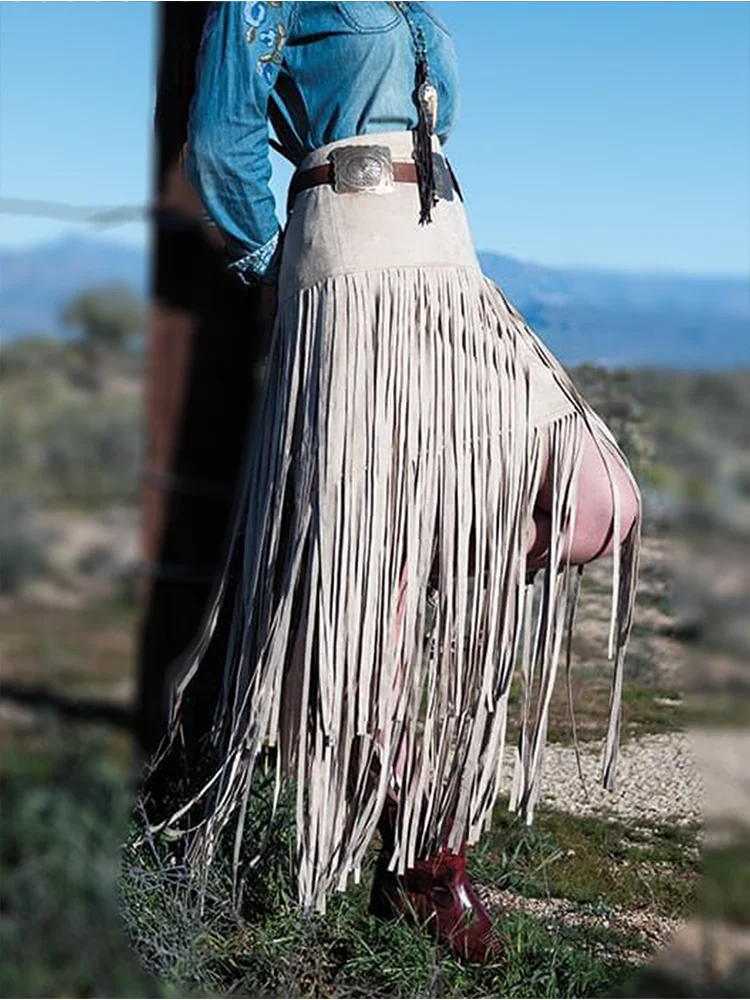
[412,29,438,225]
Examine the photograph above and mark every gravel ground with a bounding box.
[502,731,704,825]
[499,728,750,827]
[476,886,684,960]
[484,729,750,970]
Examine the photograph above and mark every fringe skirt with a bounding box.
[163,131,640,913]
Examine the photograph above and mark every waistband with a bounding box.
[279,130,479,296]
[289,131,460,216]
[297,130,444,172]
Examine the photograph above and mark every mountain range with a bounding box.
[1,234,748,368]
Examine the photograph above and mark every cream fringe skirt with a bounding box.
[160,132,640,913]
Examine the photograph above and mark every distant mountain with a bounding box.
[0,235,148,341]
[478,252,750,369]
[1,235,748,367]
[478,252,750,318]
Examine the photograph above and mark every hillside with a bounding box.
[478,252,750,368]
[2,349,748,998]
[0,235,148,340]
[1,235,748,368]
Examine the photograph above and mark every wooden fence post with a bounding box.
[136,4,264,757]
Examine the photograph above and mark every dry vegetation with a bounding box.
[1,336,748,997]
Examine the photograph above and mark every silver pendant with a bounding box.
[418,81,439,135]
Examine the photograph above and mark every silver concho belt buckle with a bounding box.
[329,145,395,195]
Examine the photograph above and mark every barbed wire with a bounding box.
[0,196,203,233]
[0,195,146,227]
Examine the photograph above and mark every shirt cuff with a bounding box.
[226,229,282,286]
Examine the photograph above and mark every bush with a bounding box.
[0,389,142,507]
[42,400,142,504]
[0,496,49,595]
[0,336,69,378]
[1,726,158,998]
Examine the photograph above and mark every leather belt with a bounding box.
[287,157,462,213]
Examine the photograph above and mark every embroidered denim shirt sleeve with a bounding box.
[187,1,295,285]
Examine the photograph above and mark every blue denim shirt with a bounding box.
[187,1,460,284]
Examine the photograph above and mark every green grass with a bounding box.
[621,685,686,736]
[0,725,157,999]
[621,969,750,999]
[540,678,748,748]
[527,677,690,746]
[120,834,642,999]
[0,721,644,998]
[700,838,750,927]
[1,586,746,998]
[5,712,750,999]
[635,590,673,616]
[471,806,701,920]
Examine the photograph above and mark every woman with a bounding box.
[157,0,641,963]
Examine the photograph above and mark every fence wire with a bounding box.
[0,195,203,233]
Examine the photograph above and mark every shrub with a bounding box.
[0,336,68,378]
[0,496,49,595]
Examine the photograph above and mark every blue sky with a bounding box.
[1,1,748,275]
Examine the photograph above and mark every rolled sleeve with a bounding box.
[187,1,295,284]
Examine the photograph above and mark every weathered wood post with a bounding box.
[136,4,264,757]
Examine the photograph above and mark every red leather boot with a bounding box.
[369,801,503,964]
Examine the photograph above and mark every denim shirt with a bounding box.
[187,1,460,285]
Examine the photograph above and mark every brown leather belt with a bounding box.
[287,160,462,213]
